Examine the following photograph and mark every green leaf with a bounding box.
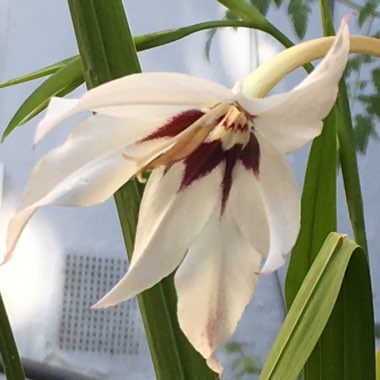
[261,233,374,380]
[285,109,338,306]
[67,1,216,379]
[287,0,311,39]
[2,56,83,142]
[359,1,377,27]
[225,342,242,353]
[273,0,282,7]
[249,0,270,15]
[204,28,218,60]
[0,56,77,88]
[353,114,379,154]
[0,293,26,380]
[285,4,372,380]
[218,0,297,49]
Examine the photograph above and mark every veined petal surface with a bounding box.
[175,204,261,374]
[236,18,349,154]
[94,162,223,308]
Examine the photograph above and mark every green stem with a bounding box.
[67,1,216,378]
[217,0,295,48]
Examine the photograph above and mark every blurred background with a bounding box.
[0,0,379,379]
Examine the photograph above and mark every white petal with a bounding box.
[5,151,136,262]
[34,97,80,143]
[80,72,232,114]
[4,122,144,263]
[175,204,261,374]
[256,134,300,274]
[236,18,349,154]
[229,162,270,256]
[24,115,164,211]
[94,162,223,308]
[35,73,233,143]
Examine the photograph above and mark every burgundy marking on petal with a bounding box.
[221,146,239,215]
[140,109,204,142]
[179,141,225,191]
[239,133,260,176]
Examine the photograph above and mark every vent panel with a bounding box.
[60,254,139,355]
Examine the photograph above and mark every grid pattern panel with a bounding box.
[60,254,139,355]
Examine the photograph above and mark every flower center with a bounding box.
[139,102,254,172]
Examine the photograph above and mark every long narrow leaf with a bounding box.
[0,293,26,380]
[260,233,374,380]
[67,1,216,379]
[285,4,374,379]
[0,56,77,89]
[2,57,83,141]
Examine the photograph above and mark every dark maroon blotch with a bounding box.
[179,141,224,191]
[221,146,239,215]
[178,132,260,216]
[239,133,260,176]
[140,109,204,142]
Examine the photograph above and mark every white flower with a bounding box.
[5,19,349,374]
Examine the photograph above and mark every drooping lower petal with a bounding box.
[5,151,137,263]
[235,18,349,154]
[94,162,223,308]
[22,114,168,212]
[229,161,270,256]
[175,204,261,375]
[256,134,300,274]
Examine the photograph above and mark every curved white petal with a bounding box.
[236,18,349,154]
[229,161,270,256]
[94,162,223,308]
[256,134,300,274]
[175,204,261,374]
[34,97,81,143]
[5,151,136,263]
[24,115,169,211]
[35,73,233,143]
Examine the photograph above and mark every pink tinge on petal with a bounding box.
[140,109,204,142]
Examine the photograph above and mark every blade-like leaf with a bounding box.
[285,4,372,379]
[67,1,217,379]
[2,56,83,141]
[261,233,374,380]
[285,108,337,305]
[0,293,26,380]
[287,0,311,39]
[0,56,77,88]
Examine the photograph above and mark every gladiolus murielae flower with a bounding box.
[4,19,349,374]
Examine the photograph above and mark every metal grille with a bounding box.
[59,254,140,355]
